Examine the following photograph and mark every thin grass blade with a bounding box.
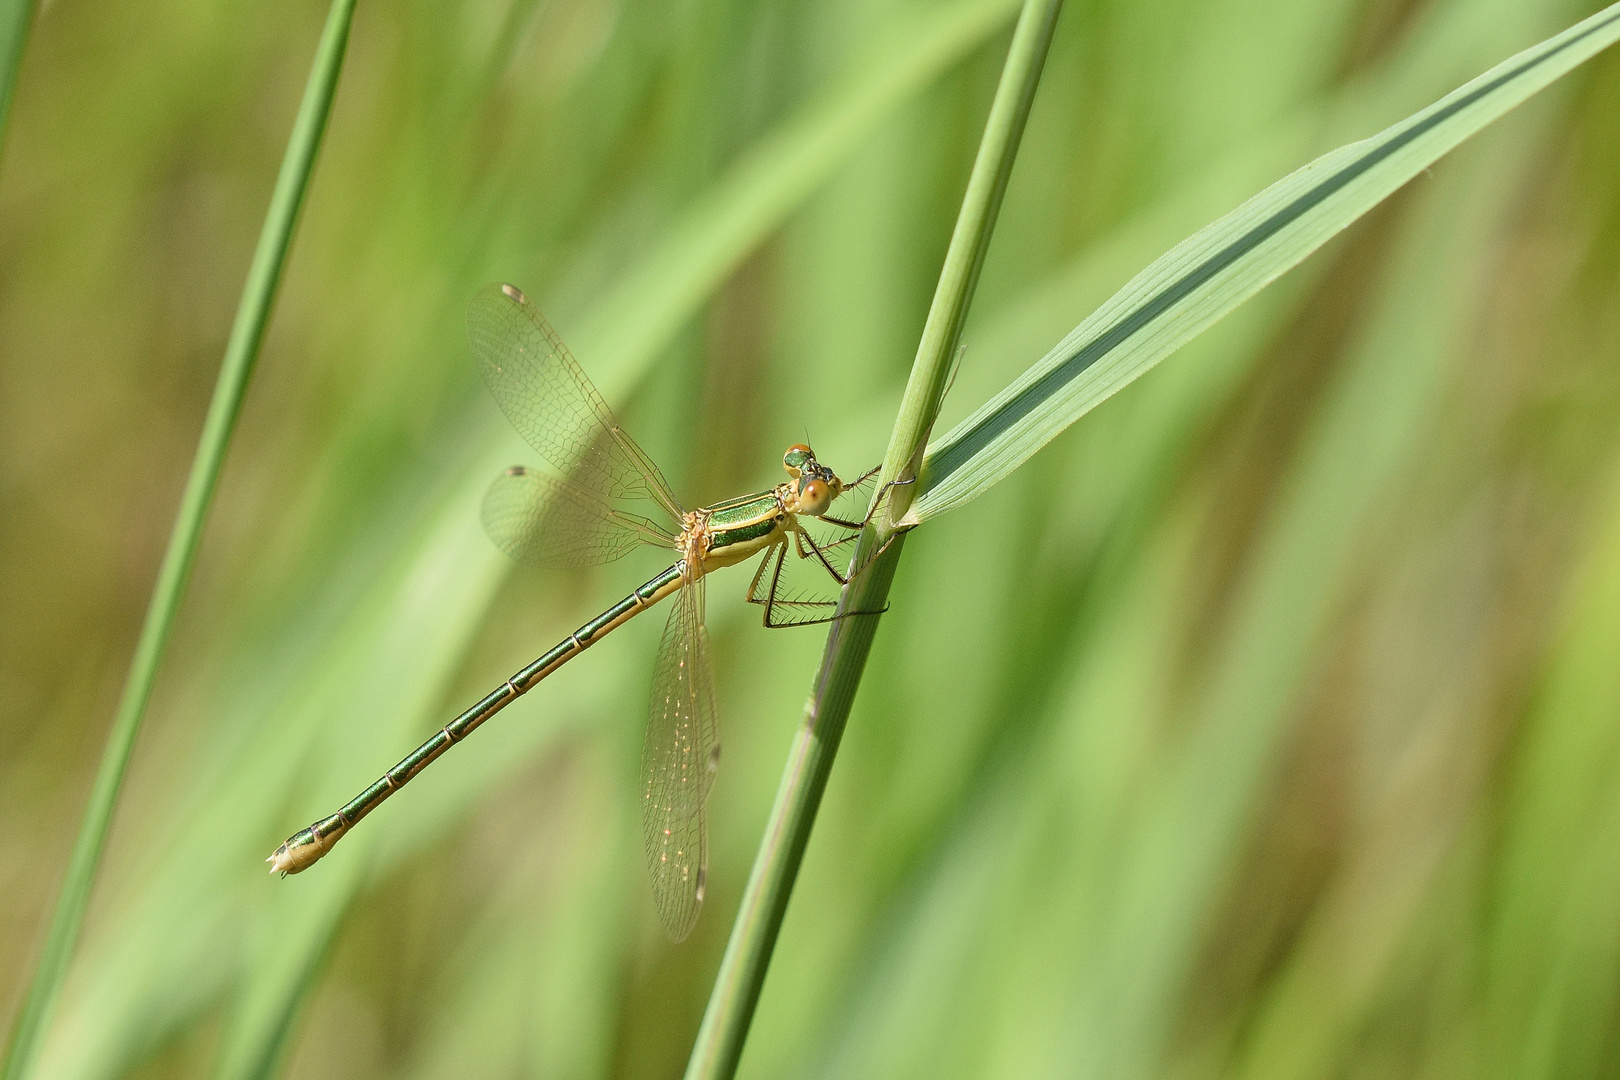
[0,3,356,1079]
[909,0,1620,523]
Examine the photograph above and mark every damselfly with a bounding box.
[269,283,890,941]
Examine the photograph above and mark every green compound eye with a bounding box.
[780,443,816,476]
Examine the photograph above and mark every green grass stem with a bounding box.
[0,3,357,1077]
[680,3,1065,1078]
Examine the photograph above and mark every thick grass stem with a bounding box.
[681,3,1065,1078]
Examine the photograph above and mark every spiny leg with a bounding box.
[756,529,886,627]
[742,535,865,629]
[745,534,851,607]
[860,475,915,526]
[762,576,843,629]
[798,520,907,592]
[744,542,779,606]
[844,528,907,582]
[755,542,839,628]
[842,464,882,492]
[797,528,853,586]
[759,470,916,622]
[822,474,918,535]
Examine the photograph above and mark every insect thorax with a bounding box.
[687,490,790,572]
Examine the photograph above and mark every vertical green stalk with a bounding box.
[0,3,357,1078]
[0,0,33,164]
[682,3,1064,1078]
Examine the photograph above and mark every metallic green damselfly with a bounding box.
[270,283,889,941]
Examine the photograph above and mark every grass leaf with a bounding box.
[909,0,1620,523]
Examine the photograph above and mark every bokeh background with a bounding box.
[4,0,1620,1077]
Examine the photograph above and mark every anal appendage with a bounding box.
[267,813,349,875]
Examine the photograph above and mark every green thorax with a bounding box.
[704,489,786,552]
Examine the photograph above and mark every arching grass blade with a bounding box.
[909,0,1620,524]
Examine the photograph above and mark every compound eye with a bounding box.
[783,443,813,476]
[798,477,831,515]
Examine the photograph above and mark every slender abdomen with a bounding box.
[268,563,687,874]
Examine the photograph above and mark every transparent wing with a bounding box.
[468,283,683,519]
[481,466,677,570]
[641,573,717,942]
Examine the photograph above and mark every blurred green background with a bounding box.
[4,0,1620,1078]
